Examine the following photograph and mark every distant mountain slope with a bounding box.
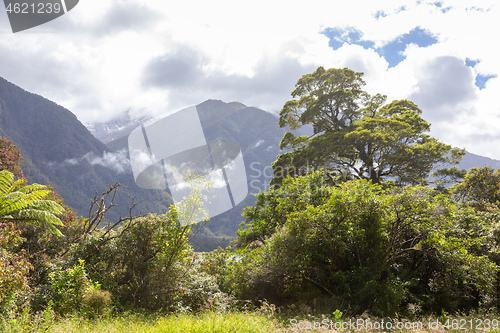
[457,150,500,170]
[0,77,107,163]
[0,76,172,221]
[0,76,108,208]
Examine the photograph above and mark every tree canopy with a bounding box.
[274,67,464,186]
[451,166,500,209]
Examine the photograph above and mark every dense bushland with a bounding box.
[229,171,500,316]
[2,67,500,330]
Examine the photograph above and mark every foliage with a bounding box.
[97,212,192,310]
[81,288,113,319]
[68,208,231,313]
[0,170,64,236]
[173,260,235,313]
[0,222,32,315]
[47,259,102,317]
[274,67,464,186]
[230,172,498,316]
[431,166,468,193]
[452,166,500,209]
[175,171,212,226]
[237,170,333,246]
[23,175,229,315]
[20,203,85,307]
[0,310,279,333]
[0,137,23,178]
[0,171,67,316]
[0,301,56,333]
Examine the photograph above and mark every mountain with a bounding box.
[0,77,289,250]
[0,76,172,223]
[456,150,500,170]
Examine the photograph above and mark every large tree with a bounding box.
[274,67,464,185]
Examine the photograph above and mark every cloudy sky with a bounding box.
[0,0,499,159]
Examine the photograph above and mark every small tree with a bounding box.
[47,259,103,317]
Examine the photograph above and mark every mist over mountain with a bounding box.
[0,76,289,250]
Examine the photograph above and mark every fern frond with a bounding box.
[0,170,65,236]
[0,170,15,195]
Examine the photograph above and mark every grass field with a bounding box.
[1,311,278,333]
[3,310,500,332]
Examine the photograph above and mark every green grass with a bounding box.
[4,310,500,332]
[1,311,280,333]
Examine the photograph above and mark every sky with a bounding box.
[0,0,499,160]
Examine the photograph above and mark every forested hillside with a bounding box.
[0,76,176,224]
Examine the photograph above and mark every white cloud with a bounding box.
[83,149,131,174]
[253,140,264,149]
[1,0,499,159]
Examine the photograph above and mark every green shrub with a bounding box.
[174,263,234,313]
[47,259,101,316]
[230,172,499,316]
[81,289,112,319]
[0,223,31,316]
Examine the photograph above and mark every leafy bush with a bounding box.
[173,259,234,313]
[0,223,31,315]
[81,289,112,319]
[229,172,499,316]
[68,210,227,312]
[87,212,193,311]
[47,259,101,316]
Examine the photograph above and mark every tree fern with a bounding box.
[0,170,64,236]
